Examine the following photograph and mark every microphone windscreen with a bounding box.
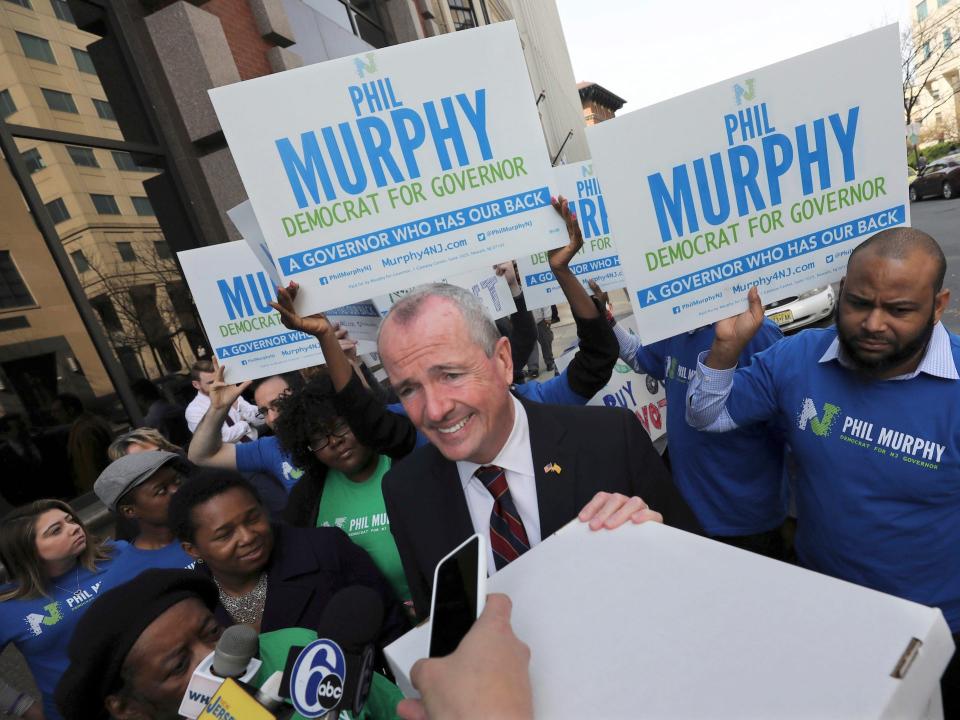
[315,586,384,651]
[212,624,260,678]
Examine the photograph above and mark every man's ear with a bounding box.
[118,502,138,520]
[105,693,148,720]
[934,288,951,324]
[191,379,201,392]
[494,335,513,385]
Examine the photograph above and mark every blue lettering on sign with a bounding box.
[276,84,493,209]
[571,196,609,239]
[216,329,315,359]
[217,272,275,320]
[635,204,903,307]
[524,255,622,287]
[647,104,860,242]
[279,187,549,275]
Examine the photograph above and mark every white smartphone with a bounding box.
[428,533,487,657]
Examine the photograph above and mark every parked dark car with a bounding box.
[909,155,960,200]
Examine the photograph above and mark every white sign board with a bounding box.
[372,267,517,320]
[554,316,666,441]
[229,199,381,348]
[517,161,625,310]
[387,522,954,719]
[178,242,331,383]
[587,25,907,343]
[210,21,566,315]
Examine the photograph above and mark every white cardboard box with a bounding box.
[385,522,954,719]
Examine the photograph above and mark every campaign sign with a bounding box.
[372,267,517,320]
[554,316,666,441]
[587,25,907,343]
[209,21,566,315]
[178,242,333,383]
[517,161,625,310]
[228,200,381,346]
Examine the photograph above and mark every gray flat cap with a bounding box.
[94,450,180,511]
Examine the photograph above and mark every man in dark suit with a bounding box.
[380,198,700,619]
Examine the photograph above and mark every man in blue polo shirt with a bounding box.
[686,227,959,713]
[590,280,787,557]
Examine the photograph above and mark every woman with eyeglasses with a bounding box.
[0,499,171,720]
[272,374,414,608]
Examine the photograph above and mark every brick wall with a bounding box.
[201,0,273,80]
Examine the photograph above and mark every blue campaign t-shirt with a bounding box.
[0,539,193,720]
[236,435,305,491]
[109,539,198,572]
[386,368,588,449]
[633,320,787,536]
[725,326,960,632]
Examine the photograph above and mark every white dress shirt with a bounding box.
[184,392,263,443]
[456,396,542,573]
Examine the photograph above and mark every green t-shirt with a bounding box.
[316,454,411,603]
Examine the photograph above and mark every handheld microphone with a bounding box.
[179,624,263,719]
[213,624,260,677]
[281,586,384,718]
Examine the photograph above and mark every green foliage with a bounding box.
[907,140,959,168]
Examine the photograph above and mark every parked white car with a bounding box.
[764,285,836,333]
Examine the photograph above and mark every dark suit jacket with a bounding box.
[200,523,409,648]
[382,397,702,618]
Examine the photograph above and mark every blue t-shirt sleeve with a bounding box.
[515,367,587,405]
[235,437,268,474]
[726,339,786,427]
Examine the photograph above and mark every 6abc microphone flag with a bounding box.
[186,586,383,719]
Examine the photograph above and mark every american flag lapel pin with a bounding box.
[544,462,562,474]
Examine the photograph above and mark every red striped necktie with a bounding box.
[475,465,530,570]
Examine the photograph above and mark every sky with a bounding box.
[555,0,910,113]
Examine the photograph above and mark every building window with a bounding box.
[112,150,139,170]
[0,251,35,310]
[91,193,120,215]
[17,32,56,64]
[132,196,155,216]
[924,40,933,60]
[52,0,74,22]
[945,29,954,48]
[66,145,99,167]
[154,240,172,260]
[939,0,951,7]
[91,295,122,332]
[44,197,70,224]
[4,0,32,8]
[0,89,15,119]
[21,148,45,173]
[71,47,96,74]
[117,242,136,261]
[918,0,929,19]
[92,98,115,120]
[41,88,78,113]
[70,249,89,272]
[448,1,477,30]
